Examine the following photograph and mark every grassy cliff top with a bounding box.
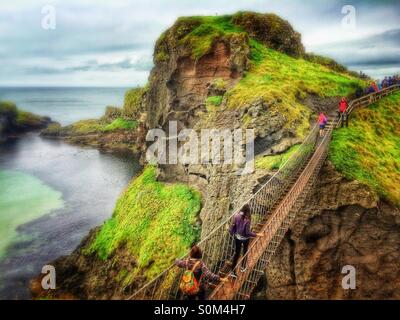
[154,12,365,140]
[226,40,365,137]
[155,12,305,62]
[330,92,400,207]
[85,166,201,281]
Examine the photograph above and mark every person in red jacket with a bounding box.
[338,97,349,127]
[372,81,379,92]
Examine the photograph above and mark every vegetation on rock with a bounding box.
[231,12,304,57]
[155,12,307,61]
[256,145,300,170]
[206,95,223,107]
[86,166,201,280]
[226,40,364,137]
[0,101,51,139]
[103,118,138,132]
[122,87,147,119]
[330,92,400,206]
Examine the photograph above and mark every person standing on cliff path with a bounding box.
[338,97,349,128]
[318,112,328,137]
[229,204,263,278]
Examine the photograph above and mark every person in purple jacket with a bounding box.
[229,204,263,277]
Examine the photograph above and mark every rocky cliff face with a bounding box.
[258,162,400,300]
[148,28,248,129]
[144,13,317,237]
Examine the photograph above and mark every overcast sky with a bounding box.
[0,0,399,87]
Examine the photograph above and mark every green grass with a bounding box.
[103,118,138,131]
[206,95,223,107]
[0,100,47,130]
[0,101,18,116]
[256,145,300,170]
[85,166,201,280]
[178,15,245,59]
[330,92,400,206]
[65,117,138,135]
[225,40,365,138]
[154,14,364,141]
[123,87,147,119]
[16,110,45,128]
[211,78,227,90]
[68,120,105,134]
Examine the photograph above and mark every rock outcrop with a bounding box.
[232,12,305,58]
[148,19,249,130]
[258,162,400,300]
[30,229,143,300]
[0,101,52,143]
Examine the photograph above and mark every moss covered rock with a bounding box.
[0,101,52,142]
[232,12,305,57]
[122,87,147,119]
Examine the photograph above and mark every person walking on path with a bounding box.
[318,112,328,137]
[229,204,263,278]
[176,245,228,300]
[338,97,349,127]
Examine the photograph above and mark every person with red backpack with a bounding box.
[176,245,228,300]
[338,97,349,127]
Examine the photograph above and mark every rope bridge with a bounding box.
[129,84,400,300]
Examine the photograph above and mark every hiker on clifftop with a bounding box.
[229,204,263,278]
[318,112,328,137]
[338,97,349,128]
[176,245,228,300]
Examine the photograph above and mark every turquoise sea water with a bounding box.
[0,170,64,258]
[0,87,140,299]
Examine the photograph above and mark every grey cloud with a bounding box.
[19,57,154,75]
[1,0,399,86]
[310,28,400,72]
[67,57,153,72]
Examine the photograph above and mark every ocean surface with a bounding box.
[0,87,129,125]
[0,87,141,299]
